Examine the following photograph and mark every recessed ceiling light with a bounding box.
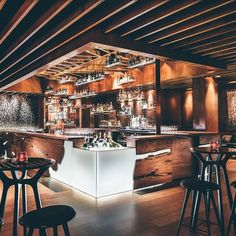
[228,81,236,84]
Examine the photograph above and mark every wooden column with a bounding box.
[193,78,206,130]
[155,59,161,134]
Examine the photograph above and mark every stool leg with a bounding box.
[222,164,233,206]
[0,184,10,218]
[27,228,34,236]
[39,228,47,236]
[31,183,42,209]
[13,183,20,236]
[22,183,27,236]
[190,190,197,228]
[215,165,225,233]
[210,191,224,236]
[62,223,71,236]
[176,189,191,236]
[226,193,236,236]
[53,226,58,236]
[203,191,211,236]
[191,191,202,232]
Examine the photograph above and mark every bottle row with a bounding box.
[91,102,114,114]
[117,87,145,102]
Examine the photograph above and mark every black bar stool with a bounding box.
[176,178,224,236]
[19,205,76,236]
[226,181,236,235]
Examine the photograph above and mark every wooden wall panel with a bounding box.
[135,139,172,155]
[172,137,193,179]
[161,89,182,126]
[205,77,218,132]
[5,76,43,93]
[182,90,193,129]
[193,78,206,130]
[133,153,172,189]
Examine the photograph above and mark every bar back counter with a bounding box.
[0,131,220,198]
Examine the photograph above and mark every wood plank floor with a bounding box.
[1,171,236,236]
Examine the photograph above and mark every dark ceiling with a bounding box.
[0,0,236,89]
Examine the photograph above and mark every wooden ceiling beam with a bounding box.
[147,3,236,44]
[0,0,133,76]
[0,0,72,63]
[190,34,236,54]
[0,0,38,44]
[0,0,136,82]
[0,0,103,75]
[164,22,236,49]
[133,0,234,41]
[151,14,236,46]
[105,0,168,33]
[0,29,227,90]
[120,0,199,37]
[216,54,236,60]
[92,31,226,70]
[0,0,7,11]
[201,44,236,56]
[210,50,236,58]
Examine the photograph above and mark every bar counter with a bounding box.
[0,130,221,198]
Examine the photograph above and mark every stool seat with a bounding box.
[19,205,76,229]
[181,179,220,192]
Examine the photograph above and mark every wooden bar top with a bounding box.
[0,130,84,141]
[128,131,219,141]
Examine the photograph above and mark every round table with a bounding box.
[190,146,236,233]
[0,157,55,236]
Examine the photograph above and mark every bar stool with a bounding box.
[176,178,224,236]
[226,181,236,235]
[19,205,76,236]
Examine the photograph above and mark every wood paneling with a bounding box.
[172,137,193,179]
[193,78,206,130]
[128,135,193,180]
[155,59,161,134]
[161,89,182,126]
[1,1,234,89]
[5,76,43,94]
[182,90,193,129]
[133,152,172,189]
[205,77,218,132]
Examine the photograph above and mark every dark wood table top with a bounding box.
[0,157,55,171]
[191,146,236,154]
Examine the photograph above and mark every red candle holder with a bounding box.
[210,141,218,150]
[17,151,28,163]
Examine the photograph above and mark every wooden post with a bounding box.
[155,59,161,134]
[192,78,206,130]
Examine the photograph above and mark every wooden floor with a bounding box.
[1,171,236,236]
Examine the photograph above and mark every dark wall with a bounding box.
[161,89,193,130]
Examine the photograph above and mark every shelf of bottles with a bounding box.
[127,56,155,69]
[69,89,97,100]
[45,97,76,128]
[58,75,76,84]
[45,86,54,95]
[75,71,104,86]
[54,88,68,96]
[105,54,124,68]
[91,102,115,114]
[99,118,121,128]
[117,87,145,102]
[117,72,135,86]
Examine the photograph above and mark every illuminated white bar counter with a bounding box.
[50,140,137,198]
